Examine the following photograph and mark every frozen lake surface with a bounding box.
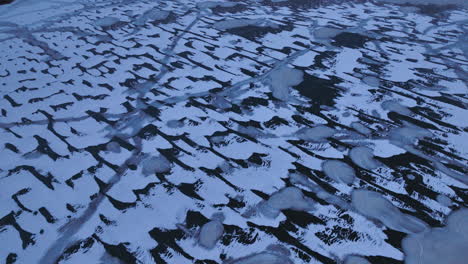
[0,0,467,263]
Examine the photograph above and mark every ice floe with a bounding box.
[141,155,172,175]
[352,189,428,234]
[349,146,380,170]
[224,244,293,264]
[198,212,225,249]
[296,125,336,142]
[256,187,316,219]
[268,66,304,101]
[322,160,356,184]
[402,208,468,264]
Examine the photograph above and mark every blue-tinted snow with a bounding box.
[0,0,466,263]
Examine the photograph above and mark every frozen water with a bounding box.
[269,66,304,101]
[95,17,120,27]
[388,124,432,147]
[322,160,356,184]
[402,208,468,264]
[224,244,293,264]
[213,18,278,31]
[197,1,238,9]
[344,255,371,264]
[135,9,169,26]
[352,189,429,234]
[141,155,172,175]
[198,212,225,249]
[0,0,466,263]
[436,194,452,207]
[376,0,468,8]
[106,141,121,153]
[381,100,412,116]
[314,27,341,40]
[362,76,380,87]
[349,146,380,170]
[257,187,316,219]
[289,172,351,209]
[296,125,336,142]
[350,122,372,135]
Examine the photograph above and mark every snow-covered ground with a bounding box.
[0,0,467,263]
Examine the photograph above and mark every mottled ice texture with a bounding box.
[95,16,120,27]
[296,125,336,142]
[141,155,171,175]
[289,172,351,209]
[166,119,184,128]
[197,1,238,9]
[239,125,272,139]
[352,190,428,234]
[344,255,371,264]
[362,76,380,87]
[269,66,304,101]
[212,94,232,109]
[436,194,452,207]
[351,122,372,135]
[322,160,356,184]
[258,187,315,219]
[387,124,467,184]
[388,124,432,147]
[376,0,468,8]
[106,141,121,153]
[135,9,169,26]
[224,244,293,264]
[213,18,278,31]
[349,146,380,170]
[381,100,412,115]
[198,212,225,249]
[313,27,341,40]
[402,208,468,264]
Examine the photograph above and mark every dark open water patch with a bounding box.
[263,0,367,9]
[225,24,293,41]
[332,32,370,48]
[0,0,15,5]
[293,73,343,111]
[211,3,248,14]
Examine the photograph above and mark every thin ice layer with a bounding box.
[350,122,372,135]
[224,244,293,264]
[141,155,172,175]
[135,9,169,26]
[351,189,428,234]
[344,255,371,264]
[213,18,278,31]
[322,160,356,184]
[269,66,304,101]
[95,17,120,27]
[376,0,468,8]
[349,146,380,170]
[402,208,468,264]
[289,172,350,209]
[198,213,225,249]
[257,187,315,219]
[381,100,412,115]
[297,125,336,142]
[197,1,238,9]
[388,124,432,147]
